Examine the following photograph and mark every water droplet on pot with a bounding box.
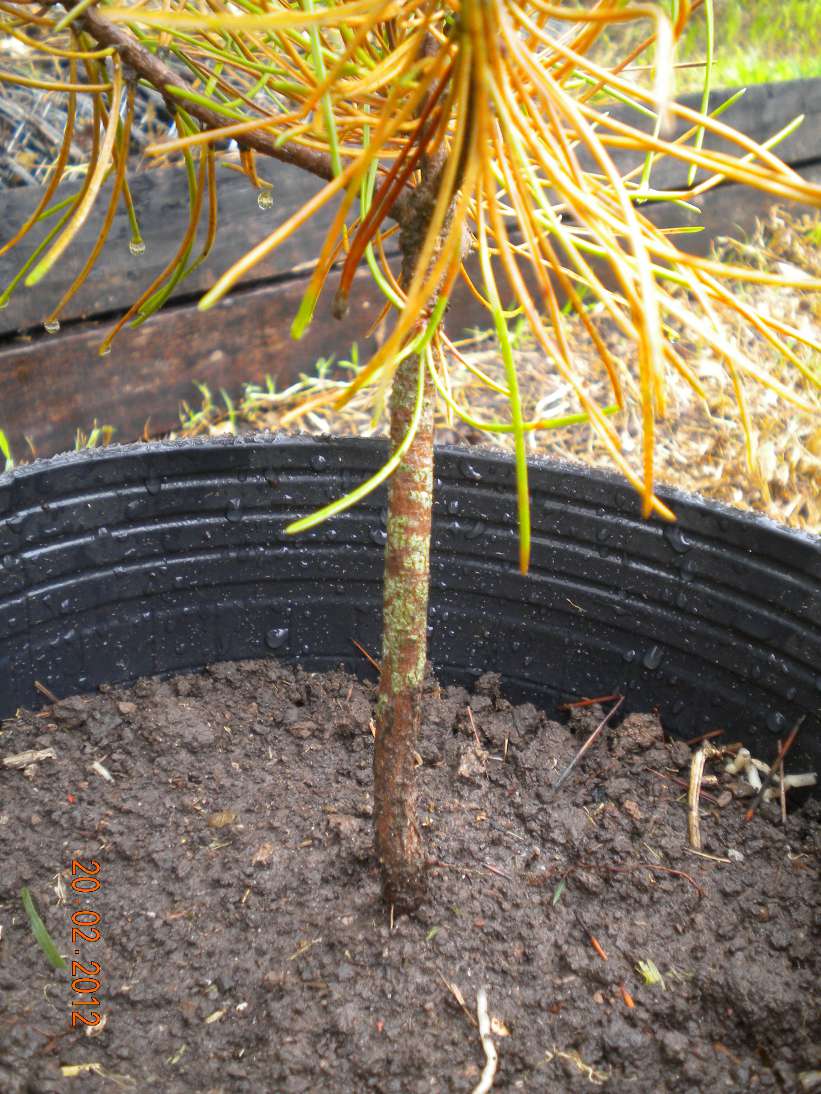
[129,239,146,257]
[622,648,637,663]
[125,499,140,519]
[447,498,460,515]
[664,526,691,554]
[369,527,387,546]
[145,478,161,496]
[311,454,328,471]
[257,189,274,210]
[264,626,289,650]
[226,498,242,522]
[464,520,485,541]
[642,645,663,671]
[676,590,688,609]
[750,664,762,680]
[766,711,787,735]
[459,460,482,481]
[44,318,60,334]
[785,686,797,701]
[596,527,609,543]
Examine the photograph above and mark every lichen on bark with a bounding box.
[373,354,435,913]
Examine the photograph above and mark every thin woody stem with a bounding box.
[373,351,435,914]
[50,1,337,180]
[373,77,460,912]
[39,0,415,219]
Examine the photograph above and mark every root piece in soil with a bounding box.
[471,988,498,1094]
[688,746,708,850]
[744,717,804,821]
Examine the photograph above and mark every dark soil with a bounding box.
[1,660,818,1093]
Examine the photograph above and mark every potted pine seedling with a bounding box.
[1,3,819,1088]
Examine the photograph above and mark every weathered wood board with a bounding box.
[1,80,819,458]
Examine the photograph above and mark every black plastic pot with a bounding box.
[1,436,818,772]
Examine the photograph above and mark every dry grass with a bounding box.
[180,208,820,534]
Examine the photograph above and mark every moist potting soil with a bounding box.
[1,660,818,1092]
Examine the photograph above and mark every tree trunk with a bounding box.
[373,353,436,914]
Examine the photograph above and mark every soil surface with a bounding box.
[1,660,818,1093]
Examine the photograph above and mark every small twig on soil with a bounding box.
[778,740,788,825]
[466,706,483,751]
[744,717,804,822]
[288,937,322,961]
[553,696,624,792]
[437,971,477,1027]
[3,748,56,769]
[648,768,721,805]
[558,693,621,710]
[34,680,60,704]
[688,747,707,850]
[432,859,514,881]
[683,848,731,864]
[484,863,513,881]
[683,728,724,746]
[472,988,498,1094]
[587,861,704,899]
[351,638,381,673]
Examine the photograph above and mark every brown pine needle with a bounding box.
[574,910,608,961]
[553,696,624,791]
[351,638,380,673]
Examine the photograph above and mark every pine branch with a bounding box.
[60,2,417,220]
[40,1,335,184]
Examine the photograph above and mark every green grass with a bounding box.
[596,0,821,91]
[676,0,821,89]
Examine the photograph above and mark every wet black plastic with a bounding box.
[1,435,818,772]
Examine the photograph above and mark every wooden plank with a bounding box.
[0,164,332,336]
[639,159,821,250]
[2,80,819,337]
[0,265,388,458]
[590,78,821,192]
[2,161,818,461]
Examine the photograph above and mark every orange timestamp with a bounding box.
[68,859,103,1028]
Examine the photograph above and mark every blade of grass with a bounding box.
[20,887,66,971]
